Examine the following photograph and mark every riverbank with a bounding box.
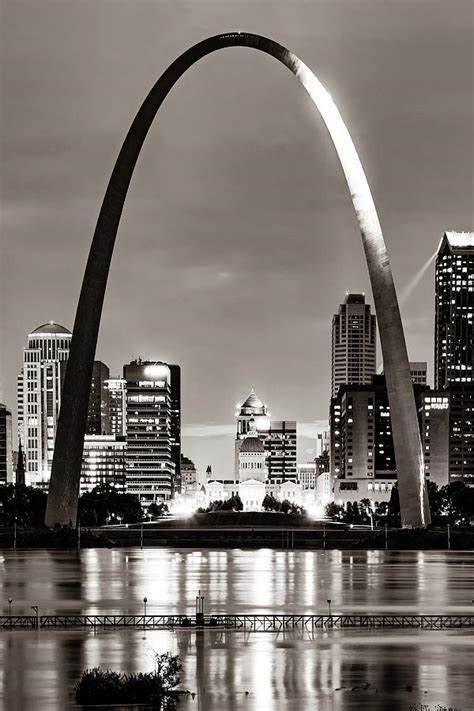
[1,511,473,549]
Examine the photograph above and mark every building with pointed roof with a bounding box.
[15,438,25,486]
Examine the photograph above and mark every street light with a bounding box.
[143,597,148,616]
[8,598,12,617]
[327,598,332,617]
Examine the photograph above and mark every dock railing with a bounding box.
[0,613,472,631]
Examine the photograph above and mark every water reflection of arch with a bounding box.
[45,31,430,529]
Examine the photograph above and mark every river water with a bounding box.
[0,548,473,710]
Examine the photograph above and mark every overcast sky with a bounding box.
[1,0,473,476]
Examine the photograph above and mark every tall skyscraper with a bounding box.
[445,384,474,484]
[86,361,110,435]
[234,390,297,483]
[331,294,376,397]
[105,377,127,436]
[435,232,474,483]
[168,364,181,495]
[435,232,474,388]
[124,360,175,505]
[0,404,13,484]
[17,322,71,487]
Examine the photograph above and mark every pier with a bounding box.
[1,614,472,631]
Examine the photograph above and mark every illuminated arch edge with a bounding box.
[45,32,430,528]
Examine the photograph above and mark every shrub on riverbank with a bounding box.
[74,652,185,706]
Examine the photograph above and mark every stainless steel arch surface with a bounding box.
[45,32,430,528]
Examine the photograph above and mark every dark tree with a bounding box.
[262,494,281,512]
[78,484,143,526]
[440,481,474,526]
[0,484,47,526]
[324,502,346,522]
[147,502,168,519]
[200,494,244,513]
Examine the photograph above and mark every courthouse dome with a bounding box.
[239,389,267,415]
[240,435,265,454]
[31,322,72,335]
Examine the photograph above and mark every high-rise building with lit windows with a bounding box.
[17,322,71,488]
[0,404,13,484]
[435,232,474,483]
[124,360,175,505]
[331,376,395,485]
[331,294,376,397]
[435,232,474,388]
[445,383,474,484]
[416,390,450,487]
[105,377,127,436]
[86,361,110,435]
[80,434,126,493]
[330,376,449,502]
[168,364,181,494]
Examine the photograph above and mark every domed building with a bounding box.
[195,388,302,513]
[238,420,267,484]
[234,389,270,478]
[237,423,267,510]
[18,322,72,487]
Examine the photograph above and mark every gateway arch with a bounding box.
[45,32,431,529]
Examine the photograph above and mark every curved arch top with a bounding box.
[45,32,430,528]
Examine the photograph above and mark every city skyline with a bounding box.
[0,4,473,710]
[1,1,473,480]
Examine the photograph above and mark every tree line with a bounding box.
[0,483,159,527]
[325,481,474,527]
